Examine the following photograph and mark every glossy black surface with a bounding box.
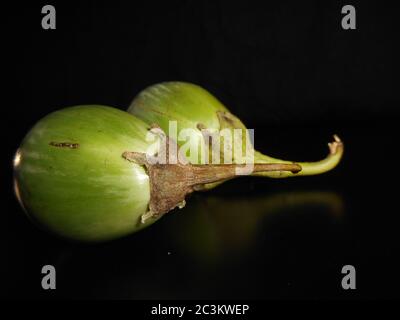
[3,1,399,299]
[4,128,399,299]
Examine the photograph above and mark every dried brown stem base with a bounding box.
[122,151,301,223]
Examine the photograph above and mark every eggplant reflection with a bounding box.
[28,191,344,299]
[168,191,344,263]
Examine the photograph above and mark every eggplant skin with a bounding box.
[13,105,157,242]
[129,82,229,132]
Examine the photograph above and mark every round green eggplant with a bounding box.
[13,105,155,242]
[14,105,299,242]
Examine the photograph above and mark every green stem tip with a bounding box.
[253,134,344,178]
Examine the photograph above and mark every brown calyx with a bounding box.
[122,148,301,223]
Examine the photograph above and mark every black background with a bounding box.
[2,0,399,300]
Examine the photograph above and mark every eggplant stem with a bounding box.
[214,110,344,179]
[253,135,344,178]
[190,163,301,185]
[122,150,302,221]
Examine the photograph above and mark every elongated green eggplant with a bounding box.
[128,82,344,189]
[14,105,301,242]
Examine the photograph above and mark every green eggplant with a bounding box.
[128,82,344,189]
[13,105,301,242]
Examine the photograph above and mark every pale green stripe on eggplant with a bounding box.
[15,105,156,242]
